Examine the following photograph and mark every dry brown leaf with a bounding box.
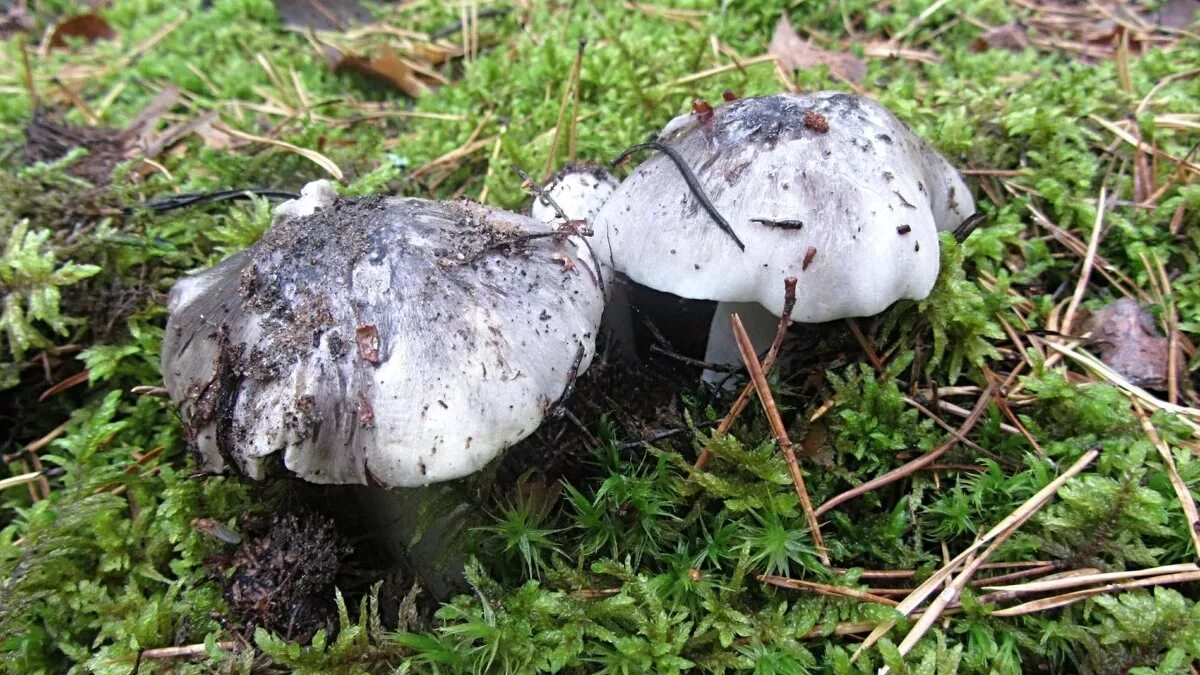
[273,0,370,32]
[334,47,431,97]
[49,13,116,49]
[970,23,1030,52]
[1086,298,1173,390]
[769,13,865,83]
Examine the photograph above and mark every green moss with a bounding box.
[3,0,1200,671]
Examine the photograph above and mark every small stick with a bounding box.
[817,382,998,517]
[695,278,797,470]
[990,570,1200,618]
[969,563,1058,587]
[831,561,1050,580]
[649,344,742,372]
[544,40,586,179]
[732,312,828,564]
[860,448,1100,666]
[1061,186,1106,336]
[759,575,898,606]
[510,164,607,297]
[137,642,236,660]
[0,471,44,492]
[978,563,1199,604]
[1137,405,1200,558]
[513,163,569,222]
[568,40,585,163]
[844,319,883,372]
[19,35,37,109]
[612,140,745,250]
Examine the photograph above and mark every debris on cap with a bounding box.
[162,185,606,488]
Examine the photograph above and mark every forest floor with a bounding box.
[2,0,1200,673]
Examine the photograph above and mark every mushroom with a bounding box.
[162,181,606,595]
[530,162,618,227]
[592,91,976,386]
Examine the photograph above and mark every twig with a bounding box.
[844,319,883,372]
[817,382,998,517]
[137,642,236,660]
[429,6,511,40]
[860,448,1100,667]
[19,35,37,109]
[695,278,797,470]
[731,313,828,564]
[759,575,897,606]
[1042,340,1200,432]
[649,344,741,372]
[0,472,44,492]
[990,570,1200,618]
[511,164,607,297]
[978,563,1199,604]
[39,370,89,401]
[215,124,343,180]
[663,54,778,87]
[830,561,1051,580]
[612,141,745,250]
[544,40,586,179]
[1061,186,1106,336]
[1136,406,1200,558]
[134,188,299,213]
[888,0,953,45]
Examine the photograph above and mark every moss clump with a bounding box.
[3,0,1200,672]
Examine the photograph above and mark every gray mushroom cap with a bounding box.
[594,91,975,321]
[162,183,605,488]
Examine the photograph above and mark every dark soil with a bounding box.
[24,110,129,187]
[218,509,348,642]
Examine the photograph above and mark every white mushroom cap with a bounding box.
[530,163,618,226]
[162,186,605,488]
[595,91,975,321]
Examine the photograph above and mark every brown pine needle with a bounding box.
[1137,406,1200,557]
[758,574,898,606]
[817,382,998,517]
[1061,186,1106,336]
[39,369,90,401]
[543,40,586,179]
[731,312,828,565]
[844,319,883,372]
[859,448,1099,667]
[991,570,1200,618]
[979,563,1199,604]
[695,278,797,470]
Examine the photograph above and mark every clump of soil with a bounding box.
[220,510,348,642]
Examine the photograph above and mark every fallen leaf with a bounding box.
[49,13,116,49]
[769,13,865,83]
[333,47,431,97]
[193,115,235,150]
[273,0,371,32]
[970,23,1030,52]
[1086,298,1173,390]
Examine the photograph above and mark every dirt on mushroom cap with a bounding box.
[162,193,606,488]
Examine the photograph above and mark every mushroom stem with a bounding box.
[702,302,782,389]
[353,474,491,600]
